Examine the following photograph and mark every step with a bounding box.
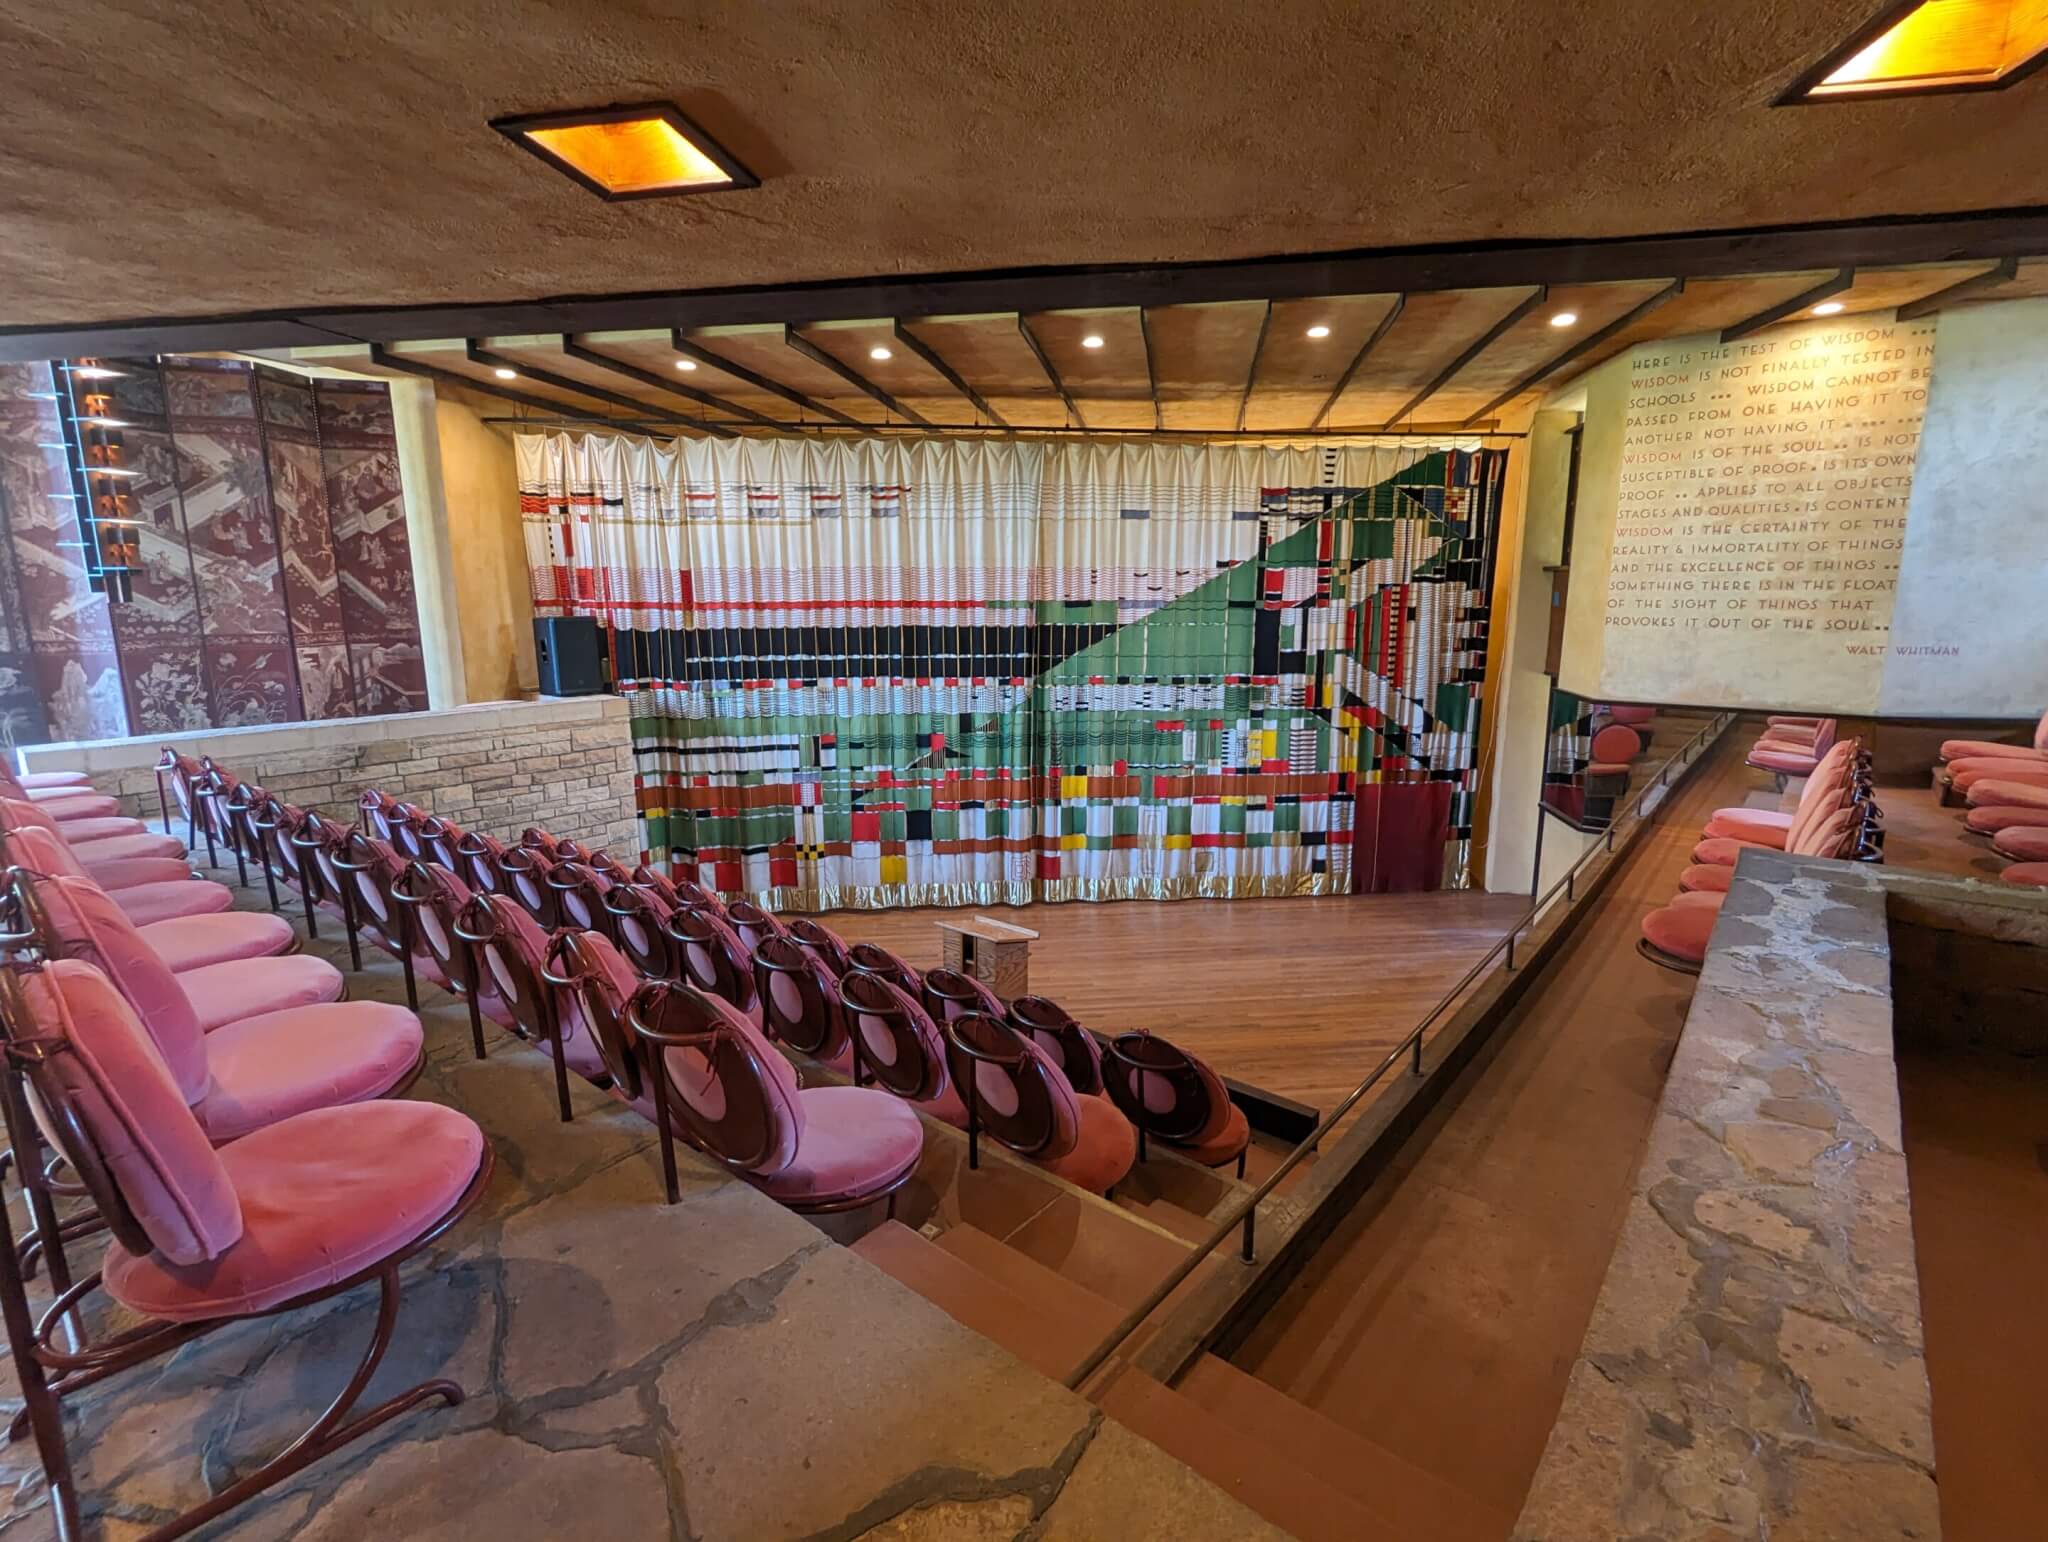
[1000,1190,1202,1311]
[1116,1194,1219,1247]
[851,1221,1101,1381]
[1177,1354,1515,1542]
[935,1224,1125,1342]
[1094,1369,1391,1542]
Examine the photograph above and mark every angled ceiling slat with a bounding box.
[570,329,803,421]
[1025,309,1154,430]
[683,325,886,424]
[476,335,750,428]
[1535,271,1844,396]
[1146,301,1269,432]
[902,315,1070,428]
[1423,280,1669,424]
[1243,294,1401,431]
[1320,287,1533,428]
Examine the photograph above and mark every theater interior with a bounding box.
[1,3,2046,1539]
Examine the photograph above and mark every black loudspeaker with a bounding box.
[533,616,604,697]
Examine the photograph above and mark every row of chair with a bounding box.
[1744,715,1838,780]
[1937,709,2048,888]
[0,761,487,1540]
[1638,736,1881,972]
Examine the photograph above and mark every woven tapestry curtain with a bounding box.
[517,431,1506,911]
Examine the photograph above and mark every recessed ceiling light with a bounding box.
[1549,311,1579,328]
[493,367,518,380]
[1785,0,2048,101]
[869,346,893,362]
[1811,301,1846,316]
[1305,324,1331,339]
[1081,334,1105,349]
[674,359,698,372]
[492,102,759,200]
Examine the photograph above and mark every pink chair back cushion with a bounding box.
[661,989,803,1173]
[411,864,475,965]
[31,960,240,1266]
[3,820,89,880]
[1,799,89,876]
[1797,808,1860,859]
[34,874,209,1104]
[1588,725,1640,764]
[990,1031,1081,1159]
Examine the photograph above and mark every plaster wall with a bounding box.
[433,386,536,703]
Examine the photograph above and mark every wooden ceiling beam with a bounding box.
[1308,296,1405,430]
[1016,314,1084,428]
[561,336,791,429]
[1459,279,1686,427]
[891,320,1008,428]
[369,344,618,425]
[1138,309,1161,430]
[1896,255,2019,319]
[1236,301,1273,432]
[1380,287,1548,428]
[465,343,736,436]
[1719,267,1852,341]
[669,330,864,426]
[784,325,933,426]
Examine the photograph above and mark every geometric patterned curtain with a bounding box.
[518,432,1507,911]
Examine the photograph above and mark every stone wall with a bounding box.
[19,695,638,856]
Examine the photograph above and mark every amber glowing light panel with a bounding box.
[1804,0,2048,97]
[493,104,757,200]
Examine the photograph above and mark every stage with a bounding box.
[827,888,1530,1116]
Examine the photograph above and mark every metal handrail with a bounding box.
[1062,709,1734,1389]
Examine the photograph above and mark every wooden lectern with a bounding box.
[936,914,1039,1000]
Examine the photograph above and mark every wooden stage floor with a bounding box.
[825,888,1530,1116]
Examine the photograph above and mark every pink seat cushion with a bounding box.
[1691,836,1771,867]
[1677,863,1735,894]
[194,1002,424,1143]
[1968,781,2048,811]
[1041,1094,1139,1190]
[751,1087,924,1208]
[30,960,242,1267]
[76,833,191,864]
[1748,747,1821,773]
[2000,863,2048,888]
[181,955,347,1032]
[112,880,236,927]
[103,1100,484,1321]
[1964,804,2048,833]
[34,792,121,819]
[1954,762,2048,792]
[1608,707,1656,726]
[1589,725,1641,763]
[1175,1100,1251,1167]
[1669,890,1726,911]
[46,815,147,842]
[16,771,91,790]
[1701,812,1792,846]
[1991,827,2048,863]
[1706,806,1794,831]
[1642,904,1716,964]
[69,856,195,891]
[1941,739,2047,764]
[141,911,296,973]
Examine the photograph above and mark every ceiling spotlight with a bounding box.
[493,367,518,380]
[1081,334,1105,349]
[869,345,893,362]
[1305,324,1331,339]
[1549,311,1579,328]
[674,359,698,372]
[492,102,759,200]
[1811,301,1846,316]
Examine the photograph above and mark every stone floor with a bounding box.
[0,865,1283,1541]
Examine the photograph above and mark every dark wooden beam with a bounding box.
[1308,296,1404,430]
[465,343,735,436]
[1236,301,1273,432]
[1016,315,1084,428]
[784,326,933,427]
[1379,287,1548,428]
[1896,255,2020,320]
[562,336,791,429]
[7,209,2048,364]
[1459,280,1686,427]
[1719,267,1852,342]
[891,322,1008,428]
[668,331,865,426]
[1138,309,1161,430]
[368,344,618,424]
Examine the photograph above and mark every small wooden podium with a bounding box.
[936,914,1039,999]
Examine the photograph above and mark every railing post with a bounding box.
[1241,1207,1255,1264]
[1506,933,1516,972]
[1410,1032,1423,1076]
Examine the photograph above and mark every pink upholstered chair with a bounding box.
[1700,741,1858,846]
[539,929,652,1114]
[1966,779,2048,813]
[941,1010,1135,1195]
[496,841,565,930]
[453,828,511,896]
[602,881,679,981]
[1,812,232,928]
[723,898,787,955]
[5,827,294,972]
[357,787,402,843]
[787,917,853,977]
[390,859,496,1060]
[1999,863,2048,887]
[754,934,854,1075]
[630,980,923,1214]
[846,940,924,998]
[1939,708,2048,764]
[1748,718,1837,778]
[545,860,619,945]
[0,957,489,1542]
[1644,809,1871,972]
[10,869,422,1144]
[0,766,120,822]
[921,966,1007,1024]
[331,828,421,1007]
[1,796,187,875]
[1990,826,2048,865]
[1008,995,1107,1096]
[836,970,967,1125]
[452,892,576,1122]
[633,864,728,920]
[1101,1031,1251,1177]
[1963,803,2048,834]
[1588,723,1641,766]
[661,904,763,1025]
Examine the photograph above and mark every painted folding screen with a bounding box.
[520,432,1506,910]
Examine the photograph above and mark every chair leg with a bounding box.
[650,1054,680,1204]
[153,1266,460,1542]
[230,831,248,889]
[1236,1150,1247,1181]
[398,909,419,1014]
[465,985,487,1060]
[259,852,281,913]
[299,871,322,941]
[339,882,363,973]
[548,1024,573,1124]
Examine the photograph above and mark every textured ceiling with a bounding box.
[4,0,2048,330]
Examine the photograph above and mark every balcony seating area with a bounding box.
[1939,709,2048,888]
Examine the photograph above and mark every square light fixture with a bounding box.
[491,102,758,200]
[1781,0,2048,102]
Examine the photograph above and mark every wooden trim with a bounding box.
[1896,255,2019,319]
[784,326,934,426]
[1308,295,1405,431]
[1719,268,1853,342]
[1236,300,1273,432]
[1016,314,1084,427]
[1138,309,1162,430]
[892,321,1009,428]
[367,344,616,423]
